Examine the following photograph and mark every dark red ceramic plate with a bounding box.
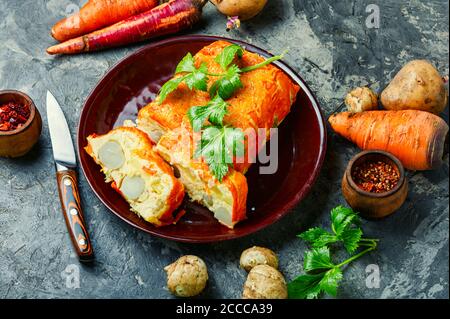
[77,35,326,243]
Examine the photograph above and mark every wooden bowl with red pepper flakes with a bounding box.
[0,90,42,157]
[342,150,408,218]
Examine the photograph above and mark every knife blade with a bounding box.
[47,91,76,168]
[46,91,94,262]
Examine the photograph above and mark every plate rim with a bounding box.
[77,35,327,243]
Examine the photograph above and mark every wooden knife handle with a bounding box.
[56,169,94,262]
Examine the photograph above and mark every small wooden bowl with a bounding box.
[342,150,408,218]
[0,90,42,157]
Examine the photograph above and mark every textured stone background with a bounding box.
[0,0,448,299]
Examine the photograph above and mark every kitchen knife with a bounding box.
[46,91,94,262]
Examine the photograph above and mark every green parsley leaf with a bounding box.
[288,267,343,299]
[184,63,208,91]
[298,207,363,253]
[175,53,196,73]
[159,54,209,104]
[319,267,343,297]
[303,247,335,273]
[207,162,230,183]
[298,228,337,249]
[187,95,229,132]
[298,227,329,242]
[215,44,244,70]
[209,65,243,100]
[331,205,360,236]
[195,126,245,181]
[330,206,363,254]
[340,228,363,254]
[290,206,378,299]
[288,273,324,299]
[158,76,186,104]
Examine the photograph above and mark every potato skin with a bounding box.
[345,87,378,113]
[240,246,279,272]
[381,60,448,114]
[211,0,268,21]
[242,265,287,299]
[164,255,208,297]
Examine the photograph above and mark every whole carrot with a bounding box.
[51,0,159,42]
[329,110,449,170]
[47,0,208,55]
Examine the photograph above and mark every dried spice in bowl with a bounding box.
[0,101,31,131]
[0,90,42,157]
[351,160,400,193]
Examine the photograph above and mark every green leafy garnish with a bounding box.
[288,249,344,299]
[287,273,325,299]
[175,52,197,73]
[157,44,286,180]
[288,206,378,299]
[158,76,186,104]
[298,205,363,254]
[158,53,208,103]
[209,65,243,100]
[303,247,335,272]
[194,126,245,182]
[184,64,208,91]
[187,94,229,132]
[187,95,228,132]
[215,44,244,69]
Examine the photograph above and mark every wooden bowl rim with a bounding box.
[345,150,406,198]
[0,90,37,136]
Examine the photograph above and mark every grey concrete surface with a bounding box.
[0,0,448,299]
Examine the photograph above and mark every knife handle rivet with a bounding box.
[70,208,78,216]
[64,178,72,186]
[78,238,86,246]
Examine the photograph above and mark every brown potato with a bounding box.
[381,60,448,114]
[242,265,288,299]
[240,246,279,272]
[211,0,268,21]
[345,87,378,113]
[164,255,208,297]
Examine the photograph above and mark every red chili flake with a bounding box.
[352,160,400,193]
[0,102,30,131]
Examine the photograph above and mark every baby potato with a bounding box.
[381,60,448,114]
[164,255,208,297]
[345,87,378,113]
[240,246,279,272]
[242,265,288,299]
[211,0,268,21]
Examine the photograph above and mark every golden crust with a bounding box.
[137,40,300,173]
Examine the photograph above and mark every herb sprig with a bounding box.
[288,206,378,299]
[157,44,285,181]
[158,53,209,103]
[194,125,245,182]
